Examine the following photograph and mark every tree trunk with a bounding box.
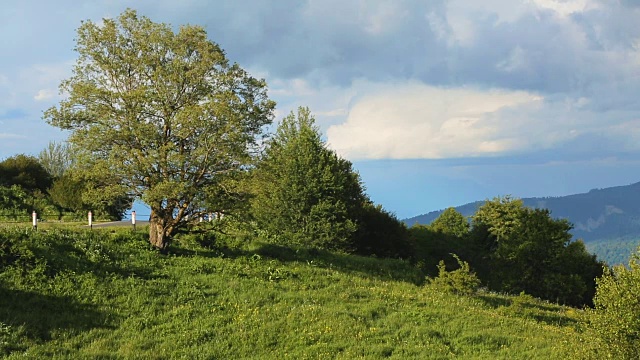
[149,210,170,252]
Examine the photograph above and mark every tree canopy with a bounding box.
[429,207,469,238]
[249,107,365,250]
[0,155,52,194]
[38,141,75,179]
[246,107,413,257]
[469,196,604,306]
[45,9,275,250]
[588,249,640,358]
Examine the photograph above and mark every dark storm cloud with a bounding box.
[2,0,640,162]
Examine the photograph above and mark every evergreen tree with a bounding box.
[249,107,365,251]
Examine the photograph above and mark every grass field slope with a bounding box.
[1,227,590,359]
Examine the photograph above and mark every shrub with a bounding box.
[353,202,413,259]
[586,251,640,359]
[429,254,480,296]
[0,228,36,271]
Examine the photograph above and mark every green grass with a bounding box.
[0,221,85,230]
[0,227,589,359]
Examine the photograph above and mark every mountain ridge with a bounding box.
[404,181,640,264]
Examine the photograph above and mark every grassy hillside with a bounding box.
[1,227,589,359]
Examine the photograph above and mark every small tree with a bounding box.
[48,170,131,220]
[430,207,469,238]
[0,155,52,194]
[471,196,523,252]
[410,208,472,275]
[45,10,274,250]
[38,141,75,179]
[249,107,365,250]
[0,186,30,220]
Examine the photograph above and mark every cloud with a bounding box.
[0,133,26,140]
[325,78,640,161]
[326,83,544,159]
[532,0,598,17]
[265,76,359,128]
[1,0,639,165]
[250,0,640,163]
[34,89,56,101]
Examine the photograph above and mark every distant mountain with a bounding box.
[404,182,640,265]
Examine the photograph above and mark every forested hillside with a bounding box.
[405,182,640,265]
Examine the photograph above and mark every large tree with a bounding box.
[45,10,275,250]
[470,196,604,306]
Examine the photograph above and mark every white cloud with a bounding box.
[34,89,56,101]
[269,78,317,97]
[444,12,475,46]
[264,75,359,128]
[532,0,598,17]
[326,83,544,159]
[317,108,348,117]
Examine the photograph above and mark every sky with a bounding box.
[1,0,640,219]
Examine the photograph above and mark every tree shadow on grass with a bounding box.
[251,243,425,285]
[0,286,112,342]
[158,235,425,285]
[166,242,246,260]
[527,311,577,327]
[475,294,577,327]
[475,294,510,309]
[31,237,160,282]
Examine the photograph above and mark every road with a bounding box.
[86,221,150,228]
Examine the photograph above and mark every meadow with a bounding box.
[0,226,590,359]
